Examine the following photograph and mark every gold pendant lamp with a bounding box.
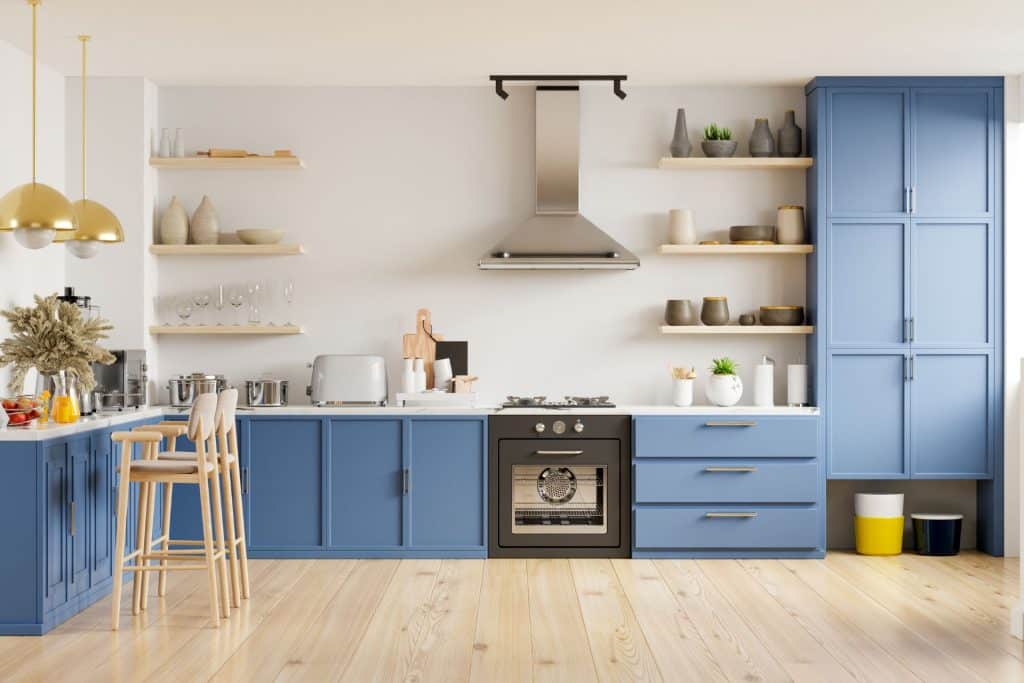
[0,0,77,249]
[57,35,124,259]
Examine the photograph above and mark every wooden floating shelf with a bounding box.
[150,244,304,256]
[660,325,814,335]
[657,157,814,170]
[658,244,813,255]
[149,325,303,336]
[149,156,304,169]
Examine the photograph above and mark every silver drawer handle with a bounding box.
[704,466,758,473]
[705,512,758,519]
[704,421,757,428]
[534,450,583,456]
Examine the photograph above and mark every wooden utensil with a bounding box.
[452,376,478,394]
[402,308,443,389]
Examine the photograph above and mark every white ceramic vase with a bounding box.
[401,358,415,394]
[173,128,185,158]
[705,374,743,407]
[190,195,220,245]
[672,379,694,407]
[159,196,189,245]
[668,209,697,245]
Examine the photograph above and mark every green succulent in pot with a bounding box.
[706,356,743,406]
[702,123,738,158]
[710,357,739,375]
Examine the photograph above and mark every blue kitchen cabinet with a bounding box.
[827,221,909,347]
[67,436,91,600]
[248,418,323,549]
[827,354,908,478]
[911,89,995,218]
[408,419,486,549]
[827,88,909,217]
[43,443,69,614]
[90,430,113,586]
[329,419,404,549]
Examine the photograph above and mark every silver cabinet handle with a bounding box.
[534,450,583,456]
[909,317,915,342]
[904,318,910,343]
[402,468,410,495]
[705,512,758,519]
[69,501,76,536]
[704,466,758,473]
[910,185,916,213]
[704,421,756,428]
[909,355,915,381]
[904,186,910,213]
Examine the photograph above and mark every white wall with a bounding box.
[154,85,807,405]
[0,40,66,393]
[1005,76,1022,558]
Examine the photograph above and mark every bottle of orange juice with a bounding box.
[52,373,78,424]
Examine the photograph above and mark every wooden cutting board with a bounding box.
[402,308,443,389]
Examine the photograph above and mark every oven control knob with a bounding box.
[534,422,546,434]
[573,420,585,433]
[552,420,566,434]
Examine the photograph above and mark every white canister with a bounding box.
[776,205,806,245]
[672,379,694,407]
[668,209,697,245]
[413,358,427,392]
[787,364,808,406]
[753,355,775,407]
[173,128,186,158]
[855,493,904,518]
[401,357,416,394]
[433,358,453,391]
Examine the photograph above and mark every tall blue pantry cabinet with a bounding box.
[805,77,1004,554]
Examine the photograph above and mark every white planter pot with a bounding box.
[705,374,743,407]
[672,379,694,406]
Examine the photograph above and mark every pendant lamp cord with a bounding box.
[79,35,89,200]
[30,0,37,183]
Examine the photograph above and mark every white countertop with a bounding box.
[0,404,818,442]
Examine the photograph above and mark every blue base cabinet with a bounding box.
[632,416,824,558]
[807,76,1004,554]
[0,416,160,635]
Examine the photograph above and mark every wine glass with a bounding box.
[192,290,211,326]
[228,287,246,325]
[246,281,262,325]
[176,297,194,326]
[212,285,226,325]
[283,280,295,326]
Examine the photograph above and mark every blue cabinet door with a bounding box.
[827,88,909,217]
[67,437,91,599]
[90,432,113,586]
[409,419,485,548]
[828,354,908,478]
[329,419,403,548]
[43,444,68,613]
[249,418,323,549]
[828,221,909,347]
[910,353,992,478]
[911,89,994,217]
[911,221,992,347]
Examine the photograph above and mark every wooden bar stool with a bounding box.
[148,389,250,607]
[110,393,229,629]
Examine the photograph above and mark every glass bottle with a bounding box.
[52,370,80,424]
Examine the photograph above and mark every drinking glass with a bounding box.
[176,297,194,326]
[283,280,295,325]
[192,290,211,326]
[212,285,226,325]
[228,286,246,325]
[246,281,262,325]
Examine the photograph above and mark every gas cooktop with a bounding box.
[502,396,616,409]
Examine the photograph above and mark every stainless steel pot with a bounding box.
[167,373,227,408]
[245,379,288,407]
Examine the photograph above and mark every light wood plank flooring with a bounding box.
[0,552,1020,682]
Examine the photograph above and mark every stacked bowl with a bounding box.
[854,493,904,555]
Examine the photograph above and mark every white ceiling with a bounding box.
[0,0,1021,86]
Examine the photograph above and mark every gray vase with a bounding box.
[665,299,698,326]
[670,109,691,158]
[777,110,802,157]
[749,118,775,157]
[701,297,730,325]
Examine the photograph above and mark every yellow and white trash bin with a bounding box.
[854,493,904,555]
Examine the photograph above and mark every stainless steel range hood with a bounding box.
[479,85,639,270]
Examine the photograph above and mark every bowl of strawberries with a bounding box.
[2,396,43,428]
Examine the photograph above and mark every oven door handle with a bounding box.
[533,450,584,456]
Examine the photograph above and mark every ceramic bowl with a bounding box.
[236,228,284,245]
[701,140,737,158]
[759,306,804,325]
[729,225,775,243]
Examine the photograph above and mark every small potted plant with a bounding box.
[670,365,697,406]
[706,357,743,406]
[702,124,737,158]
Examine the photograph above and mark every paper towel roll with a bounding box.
[787,364,808,406]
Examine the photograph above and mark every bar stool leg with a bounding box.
[197,466,221,627]
[158,482,173,597]
[111,454,131,630]
[132,480,149,615]
[230,454,251,599]
[218,431,241,607]
[208,449,231,619]
[141,476,159,611]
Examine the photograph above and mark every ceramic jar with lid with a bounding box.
[701,297,730,325]
[776,205,806,244]
[665,299,698,326]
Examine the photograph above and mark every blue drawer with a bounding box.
[634,416,818,459]
[634,506,819,549]
[635,460,817,504]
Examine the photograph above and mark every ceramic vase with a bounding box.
[159,196,189,245]
[173,128,186,158]
[706,374,743,407]
[749,118,775,157]
[413,358,427,392]
[700,297,730,325]
[672,379,694,407]
[158,128,171,158]
[670,108,691,158]
[667,209,697,244]
[665,299,698,326]
[190,195,220,245]
[776,205,806,244]
[777,110,802,157]
[401,358,415,394]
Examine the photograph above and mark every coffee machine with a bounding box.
[92,350,148,412]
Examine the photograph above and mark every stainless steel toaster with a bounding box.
[307,355,388,406]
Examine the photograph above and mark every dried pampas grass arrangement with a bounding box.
[0,294,115,394]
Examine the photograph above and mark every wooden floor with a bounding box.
[0,553,1020,682]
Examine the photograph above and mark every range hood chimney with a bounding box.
[479,78,638,271]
